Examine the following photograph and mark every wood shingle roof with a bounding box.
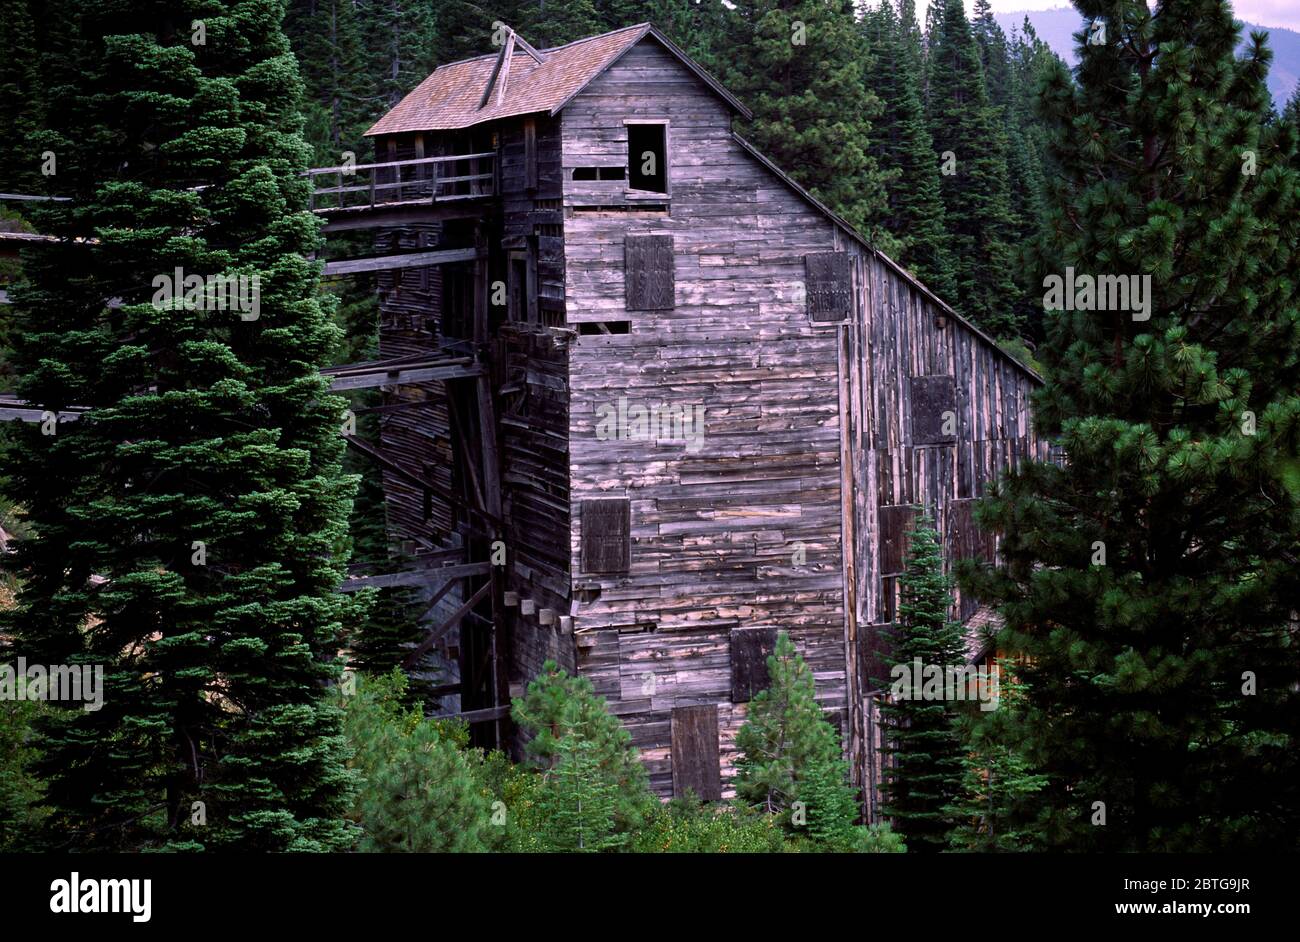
[365,23,748,136]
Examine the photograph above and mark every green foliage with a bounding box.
[2,0,360,851]
[341,670,491,852]
[878,514,967,852]
[862,0,955,296]
[925,0,1021,337]
[964,0,1300,851]
[534,723,626,851]
[794,750,861,851]
[0,693,46,851]
[629,794,789,853]
[946,663,1047,852]
[734,631,839,821]
[512,659,653,830]
[727,0,890,239]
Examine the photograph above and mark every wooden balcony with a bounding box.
[307,152,496,230]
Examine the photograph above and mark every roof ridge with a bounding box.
[537,22,651,54]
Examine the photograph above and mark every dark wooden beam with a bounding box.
[402,580,492,669]
[325,362,482,391]
[338,561,489,593]
[444,704,510,725]
[321,246,481,277]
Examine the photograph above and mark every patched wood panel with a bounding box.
[947,498,995,622]
[909,374,957,445]
[879,503,919,575]
[857,623,894,693]
[671,704,722,800]
[805,252,852,322]
[580,498,630,574]
[625,234,675,309]
[730,625,777,703]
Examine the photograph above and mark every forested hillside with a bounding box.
[0,0,1297,860]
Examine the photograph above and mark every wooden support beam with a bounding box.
[520,598,535,615]
[338,561,489,593]
[319,201,491,232]
[539,608,556,626]
[402,580,492,669]
[326,362,481,391]
[445,704,510,725]
[558,615,574,633]
[503,591,519,606]
[321,246,481,277]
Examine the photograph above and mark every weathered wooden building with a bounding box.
[320,22,1048,806]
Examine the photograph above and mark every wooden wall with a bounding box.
[561,39,850,796]
[362,35,1047,795]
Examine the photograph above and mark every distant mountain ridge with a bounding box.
[994,6,1300,108]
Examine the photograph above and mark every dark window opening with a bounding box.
[572,203,668,214]
[628,123,667,193]
[508,256,528,322]
[573,166,626,181]
[578,321,630,335]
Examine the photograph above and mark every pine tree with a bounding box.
[535,719,626,851]
[733,631,839,819]
[726,0,889,239]
[2,0,359,851]
[341,671,491,852]
[878,514,966,852]
[861,0,955,297]
[511,0,603,49]
[925,0,1020,337]
[946,662,1047,852]
[794,750,860,850]
[511,660,653,829]
[964,0,1300,851]
[366,0,442,109]
[285,0,375,164]
[0,1,42,195]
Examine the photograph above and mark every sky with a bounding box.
[915,1,1300,32]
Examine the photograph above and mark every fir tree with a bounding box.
[512,0,603,49]
[285,0,375,163]
[878,514,966,852]
[862,0,955,297]
[946,662,1047,852]
[726,0,889,239]
[794,750,860,850]
[733,631,839,819]
[512,660,653,829]
[925,0,1020,337]
[964,0,1300,851]
[2,0,359,851]
[535,719,626,851]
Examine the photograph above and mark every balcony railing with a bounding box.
[306,152,496,213]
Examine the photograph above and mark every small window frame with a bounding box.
[623,118,670,199]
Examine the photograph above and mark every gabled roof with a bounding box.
[365,23,749,136]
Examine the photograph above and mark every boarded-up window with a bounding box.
[671,704,722,800]
[625,235,674,310]
[948,498,995,622]
[730,626,777,703]
[879,504,919,575]
[581,498,630,574]
[858,623,894,692]
[909,375,958,445]
[947,498,995,565]
[805,252,852,322]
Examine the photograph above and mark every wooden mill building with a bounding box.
[316,22,1048,808]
